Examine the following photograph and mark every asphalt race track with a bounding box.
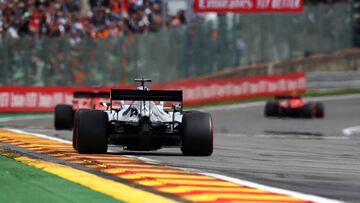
[1,95,360,203]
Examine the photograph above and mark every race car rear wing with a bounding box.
[74,91,95,98]
[96,92,110,98]
[110,89,183,102]
[275,95,301,100]
[110,89,182,111]
[74,91,110,98]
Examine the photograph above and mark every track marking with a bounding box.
[0,148,177,203]
[126,155,161,164]
[342,126,360,136]
[217,133,350,140]
[6,128,72,144]
[202,173,342,203]
[0,128,344,203]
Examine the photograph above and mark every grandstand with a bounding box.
[0,0,359,85]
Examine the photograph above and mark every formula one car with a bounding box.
[72,79,213,156]
[264,95,324,118]
[54,91,110,130]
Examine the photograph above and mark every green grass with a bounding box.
[0,113,51,119]
[0,155,122,203]
[304,88,360,97]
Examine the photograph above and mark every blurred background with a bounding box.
[0,0,359,86]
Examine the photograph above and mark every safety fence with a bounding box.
[0,3,352,86]
[0,73,305,112]
[307,71,360,89]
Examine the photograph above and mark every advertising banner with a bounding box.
[193,0,303,13]
[156,72,306,105]
[0,73,306,112]
[0,87,91,113]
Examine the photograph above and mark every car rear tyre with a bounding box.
[265,101,278,117]
[72,109,90,150]
[75,110,108,154]
[181,112,213,156]
[54,104,73,130]
[302,103,314,118]
[315,102,325,118]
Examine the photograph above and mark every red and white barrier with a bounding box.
[155,72,306,105]
[0,87,101,113]
[0,73,306,112]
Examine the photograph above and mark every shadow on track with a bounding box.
[264,130,323,137]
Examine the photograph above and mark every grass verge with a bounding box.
[0,113,51,119]
[0,154,121,203]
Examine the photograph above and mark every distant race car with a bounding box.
[264,95,324,118]
[72,78,213,156]
[54,91,110,130]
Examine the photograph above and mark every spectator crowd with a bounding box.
[0,0,351,40]
[0,0,353,87]
[0,0,187,39]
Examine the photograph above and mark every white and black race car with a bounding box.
[72,79,213,156]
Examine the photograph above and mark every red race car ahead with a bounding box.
[264,95,324,118]
[54,91,110,130]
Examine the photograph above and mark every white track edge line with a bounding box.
[342,126,360,136]
[123,155,160,163]
[1,128,345,203]
[202,172,344,203]
[4,128,72,144]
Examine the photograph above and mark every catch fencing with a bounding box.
[307,71,360,89]
[0,3,353,86]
